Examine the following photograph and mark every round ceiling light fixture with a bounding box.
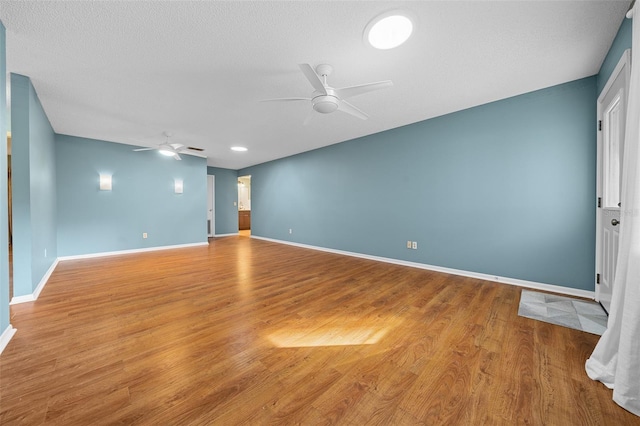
[364,11,414,50]
[231,146,248,152]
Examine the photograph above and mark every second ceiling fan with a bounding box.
[133,132,203,161]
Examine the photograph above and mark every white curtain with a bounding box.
[586,7,640,417]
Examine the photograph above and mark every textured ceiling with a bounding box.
[0,1,631,169]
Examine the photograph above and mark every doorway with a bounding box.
[238,175,251,236]
[7,133,12,300]
[207,175,215,237]
[596,50,630,314]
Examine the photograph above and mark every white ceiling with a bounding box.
[0,1,631,169]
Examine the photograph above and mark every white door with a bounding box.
[207,175,215,237]
[596,50,630,314]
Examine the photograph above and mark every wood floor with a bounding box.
[1,236,638,425]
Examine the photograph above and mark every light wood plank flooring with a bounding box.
[1,236,638,425]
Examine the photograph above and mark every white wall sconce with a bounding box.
[99,174,112,191]
[174,179,183,194]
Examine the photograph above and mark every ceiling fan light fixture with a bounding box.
[159,149,175,156]
[313,96,339,114]
[365,11,414,50]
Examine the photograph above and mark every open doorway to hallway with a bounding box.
[6,133,12,300]
[238,175,251,236]
[207,175,215,238]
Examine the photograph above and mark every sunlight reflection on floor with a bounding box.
[268,327,389,347]
[267,316,403,348]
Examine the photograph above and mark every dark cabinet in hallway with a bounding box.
[239,210,251,230]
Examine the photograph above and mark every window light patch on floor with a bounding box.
[266,316,403,348]
[268,327,389,348]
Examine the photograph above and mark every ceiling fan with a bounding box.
[263,64,393,123]
[133,132,203,161]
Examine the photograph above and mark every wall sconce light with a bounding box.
[99,174,112,191]
[174,179,183,194]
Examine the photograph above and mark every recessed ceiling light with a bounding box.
[365,11,414,50]
[231,146,248,152]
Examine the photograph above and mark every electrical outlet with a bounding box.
[289,229,293,234]
[412,241,418,249]
[143,232,148,239]
[407,241,412,249]
[44,248,47,257]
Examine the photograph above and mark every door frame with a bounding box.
[595,49,631,306]
[207,174,215,237]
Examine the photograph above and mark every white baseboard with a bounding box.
[57,241,209,261]
[0,325,17,355]
[10,243,209,305]
[251,236,595,299]
[10,258,60,305]
[214,233,239,237]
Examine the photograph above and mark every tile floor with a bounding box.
[518,290,608,335]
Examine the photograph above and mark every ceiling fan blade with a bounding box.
[334,80,393,99]
[133,147,156,152]
[298,64,327,95]
[174,153,182,160]
[187,146,204,152]
[337,99,369,120]
[260,97,311,103]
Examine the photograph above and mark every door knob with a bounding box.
[612,219,620,226]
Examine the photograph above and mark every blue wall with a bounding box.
[207,166,238,235]
[0,21,9,334]
[56,135,208,256]
[597,15,632,95]
[241,77,597,291]
[10,73,57,298]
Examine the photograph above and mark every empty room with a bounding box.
[1,1,640,424]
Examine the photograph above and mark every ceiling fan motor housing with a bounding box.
[312,88,339,114]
